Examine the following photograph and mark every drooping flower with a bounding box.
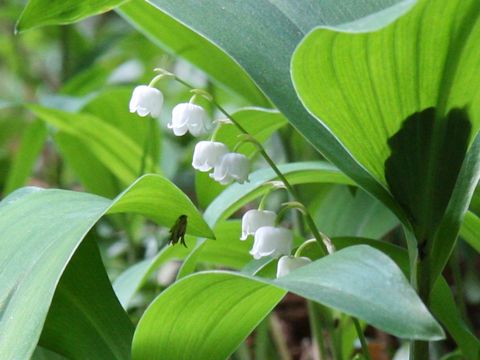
[129,85,163,117]
[192,141,229,172]
[209,152,250,185]
[241,209,276,240]
[249,226,293,260]
[168,103,210,137]
[276,256,311,278]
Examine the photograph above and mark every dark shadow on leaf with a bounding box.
[385,107,471,243]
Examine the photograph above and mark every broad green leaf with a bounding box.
[55,132,121,198]
[117,0,269,106]
[459,211,480,252]
[145,0,414,220]
[108,175,214,238]
[431,278,480,360]
[16,0,128,32]
[0,175,212,359]
[273,245,443,339]
[4,119,47,195]
[196,107,287,208]
[52,88,162,197]
[82,87,161,163]
[132,245,442,360]
[132,272,285,360]
[312,186,398,239]
[40,238,134,359]
[428,136,480,280]
[292,0,480,280]
[29,105,158,185]
[333,237,479,359]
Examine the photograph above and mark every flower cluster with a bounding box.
[241,209,311,278]
[130,80,312,278]
[129,85,249,185]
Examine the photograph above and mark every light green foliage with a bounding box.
[16,0,129,32]
[4,120,47,195]
[118,0,269,106]
[132,245,443,360]
[3,0,480,359]
[292,0,480,283]
[0,175,212,359]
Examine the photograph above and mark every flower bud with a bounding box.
[276,256,311,278]
[241,209,276,240]
[249,226,293,260]
[209,152,250,185]
[168,103,210,137]
[129,85,163,117]
[192,141,229,172]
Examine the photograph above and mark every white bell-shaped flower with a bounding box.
[192,141,229,172]
[249,226,293,260]
[168,103,210,137]
[129,85,163,117]
[209,152,250,185]
[276,256,311,278]
[241,209,276,240]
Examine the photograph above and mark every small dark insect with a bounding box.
[168,215,188,247]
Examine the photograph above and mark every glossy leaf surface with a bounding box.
[0,175,212,359]
[132,245,443,360]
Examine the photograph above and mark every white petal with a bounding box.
[192,141,229,172]
[171,103,210,137]
[249,226,293,260]
[276,256,311,278]
[129,85,163,118]
[241,209,276,240]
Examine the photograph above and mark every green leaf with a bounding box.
[40,238,134,359]
[29,104,158,185]
[431,278,480,360]
[82,88,161,162]
[132,245,443,360]
[55,132,121,198]
[0,175,212,359]
[109,175,214,238]
[312,186,398,239]
[196,107,287,208]
[145,0,414,220]
[459,211,480,252]
[292,0,480,280]
[4,120,47,195]
[132,272,285,360]
[333,237,479,359]
[16,0,128,32]
[117,0,269,106]
[273,245,443,339]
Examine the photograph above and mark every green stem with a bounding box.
[308,301,328,360]
[269,314,291,360]
[173,76,328,255]
[258,189,272,211]
[352,318,371,360]
[210,122,222,142]
[139,117,154,176]
[294,239,317,257]
[410,258,431,360]
[450,245,470,327]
